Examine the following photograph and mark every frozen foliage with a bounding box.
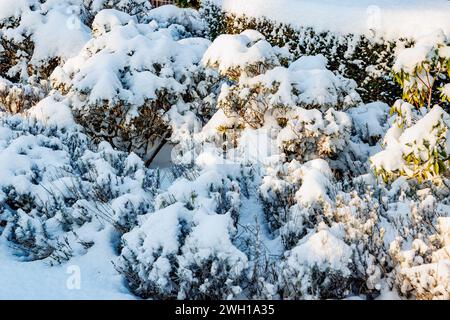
[51,9,217,159]
[372,33,450,183]
[371,102,450,182]
[204,32,358,127]
[390,217,450,300]
[0,0,156,113]
[85,0,153,21]
[260,157,450,299]
[0,0,449,300]
[0,0,90,112]
[205,32,359,125]
[116,203,190,298]
[278,107,352,163]
[146,5,206,37]
[0,0,90,83]
[0,77,48,113]
[392,30,450,109]
[202,30,290,80]
[348,102,390,145]
[0,99,157,262]
[117,160,248,299]
[198,28,448,300]
[280,224,354,299]
[203,31,360,173]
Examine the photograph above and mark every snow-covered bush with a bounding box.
[0,98,157,261]
[85,0,152,22]
[348,101,390,146]
[278,107,352,163]
[390,214,450,300]
[0,1,448,301]
[202,31,359,180]
[392,31,450,109]
[262,162,421,299]
[52,9,217,159]
[372,33,450,183]
[203,32,359,129]
[0,0,91,112]
[146,5,206,37]
[275,174,447,299]
[371,101,450,183]
[0,77,48,113]
[336,177,450,299]
[117,161,248,299]
[279,224,355,299]
[177,211,248,299]
[0,1,173,114]
[200,0,404,104]
[0,0,88,83]
[260,159,334,239]
[115,203,191,299]
[203,30,290,81]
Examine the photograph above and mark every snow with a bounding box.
[295,159,334,206]
[393,30,448,74]
[120,203,191,291]
[371,104,450,176]
[248,57,360,109]
[202,30,286,77]
[27,96,76,129]
[442,83,450,99]
[92,9,137,36]
[53,8,210,111]
[0,119,70,196]
[0,0,31,21]
[400,105,450,154]
[348,102,390,141]
[287,225,353,273]
[31,7,90,65]
[0,226,133,299]
[1,1,449,301]
[182,210,245,264]
[1,1,91,75]
[201,109,237,135]
[146,5,206,33]
[208,0,450,40]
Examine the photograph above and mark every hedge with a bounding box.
[200,1,410,104]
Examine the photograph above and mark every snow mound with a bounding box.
[202,30,288,78]
[27,96,76,129]
[287,226,352,272]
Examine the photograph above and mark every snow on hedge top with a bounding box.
[209,0,450,40]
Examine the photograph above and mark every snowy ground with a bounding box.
[0,228,133,300]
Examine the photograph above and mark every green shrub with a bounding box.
[175,0,201,9]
